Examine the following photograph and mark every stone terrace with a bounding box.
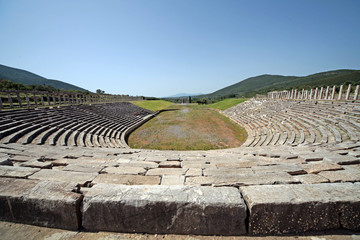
[0,99,360,236]
[0,102,154,148]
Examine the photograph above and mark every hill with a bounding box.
[198,69,360,99]
[0,64,86,91]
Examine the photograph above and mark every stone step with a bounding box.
[82,184,247,235]
[240,182,360,235]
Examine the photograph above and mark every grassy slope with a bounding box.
[207,98,248,111]
[131,100,174,112]
[0,64,86,91]
[128,105,247,150]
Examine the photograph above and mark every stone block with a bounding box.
[0,178,82,230]
[62,164,104,173]
[160,175,185,185]
[185,168,202,177]
[294,174,329,184]
[324,155,360,165]
[20,160,52,169]
[298,154,323,162]
[29,169,97,186]
[251,164,306,175]
[186,171,299,187]
[0,165,40,178]
[101,166,146,175]
[146,168,186,176]
[82,184,247,235]
[158,161,181,168]
[301,162,343,174]
[240,183,360,234]
[318,166,360,183]
[92,174,160,185]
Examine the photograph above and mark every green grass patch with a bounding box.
[207,98,248,110]
[131,100,174,112]
[128,105,247,150]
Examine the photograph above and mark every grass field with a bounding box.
[128,105,247,150]
[207,98,248,110]
[131,100,174,112]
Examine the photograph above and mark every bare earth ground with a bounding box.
[128,105,247,150]
[1,221,359,240]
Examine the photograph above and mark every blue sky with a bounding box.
[0,0,359,97]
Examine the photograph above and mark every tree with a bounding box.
[96,89,105,94]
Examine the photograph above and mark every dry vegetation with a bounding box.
[128,105,247,150]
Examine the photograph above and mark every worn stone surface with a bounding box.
[160,175,185,185]
[29,169,98,186]
[158,161,181,168]
[0,165,40,178]
[101,166,146,175]
[241,183,360,235]
[92,174,160,185]
[20,160,52,169]
[186,172,298,187]
[324,155,360,165]
[318,166,360,182]
[301,162,343,174]
[82,184,247,235]
[62,164,105,173]
[294,173,329,184]
[0,178,82,230]
[146,168,187,176]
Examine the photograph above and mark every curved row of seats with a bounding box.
[223,99,360,147]
[0,102,154,148]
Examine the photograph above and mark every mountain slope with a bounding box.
[0,64,86,91]
[200,69,360,98]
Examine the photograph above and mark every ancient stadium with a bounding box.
[0,85,359,237]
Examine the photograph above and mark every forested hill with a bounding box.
[200,69,360,98]
[0,64,86,91]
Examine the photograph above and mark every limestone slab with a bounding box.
[186,171,298,187]
[0,178,82,230]
[146,168,186,176]
[324,155,360,165]
[92,174,160,185]
[9,155,37,162]
[185,168,202,177]
[294,174,329,184]
[158,161,181,168]
[298,154,324,162]
[82,184,247,235]
[20,160,52,169]
[0,165,40,178]
[101,166,146,175]
[62,164,104,173]
[29,169,98,186]
[240,183,360,234]
[160,175,185,185]
[251,164,306,175]
[301,162,343,174]
[318,167,360,183]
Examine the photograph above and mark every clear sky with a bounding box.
[0,0,359,97]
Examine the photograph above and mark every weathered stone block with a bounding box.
[92,174,160,185]
[29,169,97,186]
[241,183,360,235]
[0,178,82,230]
[82,184,247,235]
[0,165,40,178]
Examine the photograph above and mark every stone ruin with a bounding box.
[0,86,359,236]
